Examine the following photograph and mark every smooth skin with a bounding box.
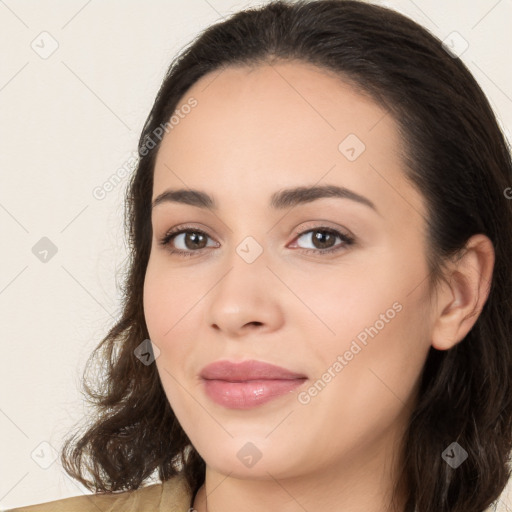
[143,61,494,512]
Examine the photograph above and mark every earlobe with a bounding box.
[430,234,495,351]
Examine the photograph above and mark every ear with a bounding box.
[431,234,495,351]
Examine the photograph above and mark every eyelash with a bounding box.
[158,224,355,258]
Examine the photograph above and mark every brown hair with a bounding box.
[61,1,512,511]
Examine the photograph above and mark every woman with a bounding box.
[9,0,512,511]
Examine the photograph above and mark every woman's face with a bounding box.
[143,61,435,480]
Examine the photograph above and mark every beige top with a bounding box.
[5,472,193,512]
[5,473,499,512]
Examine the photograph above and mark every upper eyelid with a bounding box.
[161,222,351,237]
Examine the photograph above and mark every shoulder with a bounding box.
[5,472,193,512]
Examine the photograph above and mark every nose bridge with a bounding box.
[221,207,270,270]
[220,231,269,294]
[205,229,282,333]
[234,233,266,266]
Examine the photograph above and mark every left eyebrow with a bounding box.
[151,184,379,215]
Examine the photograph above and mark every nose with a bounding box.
[205,248,285,338]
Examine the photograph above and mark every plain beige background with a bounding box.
[1,0,511,509]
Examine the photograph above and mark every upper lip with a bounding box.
[200,360,307,381]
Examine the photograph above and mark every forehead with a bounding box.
[166,61,389,159]
[152,60,426,225]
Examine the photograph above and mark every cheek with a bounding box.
[143,266,191,409]
[143,258,191,340]
[303,249,431,399]
[295,293,430,461]
[143,259,204,386]
[143,277,168,342]
[294,261,399,354]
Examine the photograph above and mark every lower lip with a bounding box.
[202,378,307,409]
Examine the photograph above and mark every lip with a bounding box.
[200,360,308,409]
[200,359,307,381]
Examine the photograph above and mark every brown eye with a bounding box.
[292,227,355,254]
[158,225,354,258]
[309,229,337,249]
[178,231,208,250]
[159,227,217,257]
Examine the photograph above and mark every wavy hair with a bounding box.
[61,1,512,511]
